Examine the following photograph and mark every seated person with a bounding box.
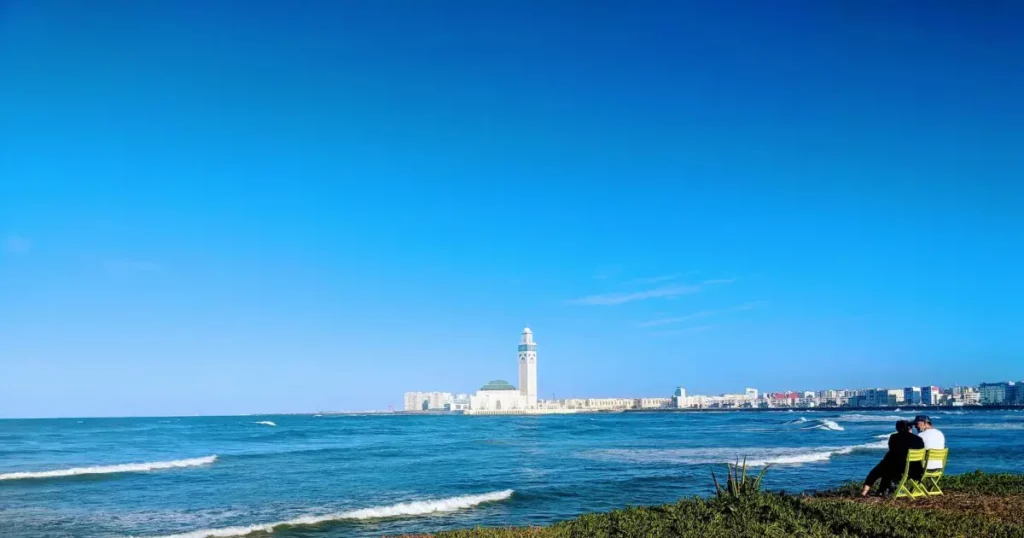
[861,419,924,496]
[914,415,946,470]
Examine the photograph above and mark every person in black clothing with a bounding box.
[861,420,925,496]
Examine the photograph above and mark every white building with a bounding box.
[404,391,453,411]
[468,327,539,412]
[469,380,527,411]
[450,393,471,411]
[638,397,673,409]
[518,327,538,408]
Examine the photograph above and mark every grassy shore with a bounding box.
[404,471,1024,538]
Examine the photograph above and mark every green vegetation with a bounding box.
[710,459,771,499]
[403,472,1024,538]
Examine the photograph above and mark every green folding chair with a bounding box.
[894,448,928,499]
[923,448,948,496]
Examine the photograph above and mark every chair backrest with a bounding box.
[906,448,926,462]
[925,448,948,468]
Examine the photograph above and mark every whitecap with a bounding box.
[0,456,217,481]
[804,419,844,431]
[143,490,515,538]
[253,421,276,427]
[582,440,884,467]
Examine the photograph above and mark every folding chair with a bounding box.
[894,448,928,499]
[922,448,948,496]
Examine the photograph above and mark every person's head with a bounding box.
[914,415,932,432]
[895,419,912,433]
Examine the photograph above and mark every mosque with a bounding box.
[467,328,538,412]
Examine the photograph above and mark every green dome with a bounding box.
[480,379,517,391]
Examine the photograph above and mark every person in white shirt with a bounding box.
[914,415,945,469]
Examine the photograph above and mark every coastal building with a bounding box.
[637,397,673,409]
[856,389,892,407]
[581,398,635,410]
[450,394,471,411]
[980,382,1014,405]
[922,385,940,406]
[672,387,759,409]
[904,387,922,405]
[403,391,453,411]
[770,392,800,407]
[672,387,687,408]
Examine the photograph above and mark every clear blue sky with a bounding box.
[1,1,1022,418]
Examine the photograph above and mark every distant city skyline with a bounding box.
[2,1,1022,418]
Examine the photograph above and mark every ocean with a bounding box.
[2,409,1022,538]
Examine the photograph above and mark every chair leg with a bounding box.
[894,478,911,499]
[925,477,943,496]
[911,479,928,499]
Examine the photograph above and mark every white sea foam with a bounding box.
[785,417,808,424]
[0,456,217,481]
[876,433,892,439]
[253,421,276,427]
[838,414,907,423]
[584,440,885,467]
[804,419,844,431]
[945,423,1024,430]
[144,490,515,538]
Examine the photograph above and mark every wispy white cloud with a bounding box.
[104,259,163,276]
[3,235,32,254]
[638,310,715,327]
[568,284,701,306]
[639,301,765,328]
[571,272,738,307]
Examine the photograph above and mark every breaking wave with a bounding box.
[0,456,217,481]
[784,417,808,424]
[145,490,515,538]
[583,440,885,467]
[803,419,844,431]
[253,421,276,427]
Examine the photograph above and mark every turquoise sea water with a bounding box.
[2,410,1022,537]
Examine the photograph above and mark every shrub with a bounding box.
[710,458,772,499]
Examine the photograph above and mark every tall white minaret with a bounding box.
[518,327,538,408]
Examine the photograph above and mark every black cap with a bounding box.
[913,415,930,423]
